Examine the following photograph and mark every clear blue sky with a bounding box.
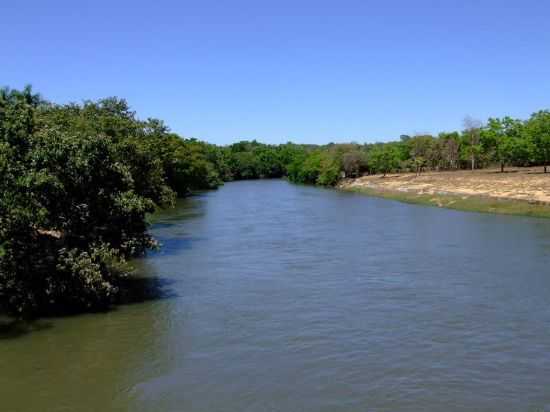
[1,0,548,144]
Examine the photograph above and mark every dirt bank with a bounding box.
[338,167,550,218]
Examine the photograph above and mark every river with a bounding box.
[2,179,550,411]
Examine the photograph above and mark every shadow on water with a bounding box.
[0,318,53,340]
[151,235,204,257]
[117,275,178,305]
[151,211,205,227]
[0,274,178,340]
[148,196,207,226]
[1,197,203,340]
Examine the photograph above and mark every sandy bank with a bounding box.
[338,167,550,218]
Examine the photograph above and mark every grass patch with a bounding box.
[344,186,550,219]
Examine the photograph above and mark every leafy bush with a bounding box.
[0,88,228,316]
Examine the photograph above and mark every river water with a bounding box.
[3,180,550,412]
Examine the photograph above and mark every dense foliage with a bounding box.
[1,85,548,317]
[225,110,549,184]
[0,87,225,316]
[284,112,550,182]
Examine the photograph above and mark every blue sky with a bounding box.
[1,0,548,144]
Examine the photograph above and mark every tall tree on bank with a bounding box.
[368,144,401,177]
[526,111,550,173]
[438,132,461,170]
[483,117,527,172]
[463,116,482,171]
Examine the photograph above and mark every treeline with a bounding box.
[285,113,550,183]
[1,86,549,316]
[224,113,550,185]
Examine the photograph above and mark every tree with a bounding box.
[407,135,434,175]
[500,135,532,169]
[525,111,550,173]
[368,144,401,177]
[463,116,482,171]
[438,132,461,170]
[482,117,527,172]
[341,150,367,178]
[1,88,174,316]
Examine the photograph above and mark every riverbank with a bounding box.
[337,167,550,218]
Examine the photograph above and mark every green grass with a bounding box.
[344,186,550,219]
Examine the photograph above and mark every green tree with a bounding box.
[481,117,528,172]
[525,111,550,173]
[368,144,401,177]
[407,135,435,175]
[438,132,461,170]
[341,150,367,178]
[463,116,482,171]
[1,88,174,316]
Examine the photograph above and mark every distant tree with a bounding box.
[525,110,550,173]
[482,117,527,172]
[438,132,461,170]
[341,150,367,178]
[316,156,341,186]
[500,135,533,169]
[407,135,434,175]
[463,116,482,171]
[369,144,401,177]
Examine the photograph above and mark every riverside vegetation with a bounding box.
[1,85,549,317]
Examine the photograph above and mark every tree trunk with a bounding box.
[471,154,475,171]
[501,162,504,173]
[545,164,547,173]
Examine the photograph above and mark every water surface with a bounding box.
[3,180,550,412]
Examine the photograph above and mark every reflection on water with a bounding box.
[2,180,550,412]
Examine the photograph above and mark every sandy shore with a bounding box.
[338,167,550,217]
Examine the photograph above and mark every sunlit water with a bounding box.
[3,180,550,412]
